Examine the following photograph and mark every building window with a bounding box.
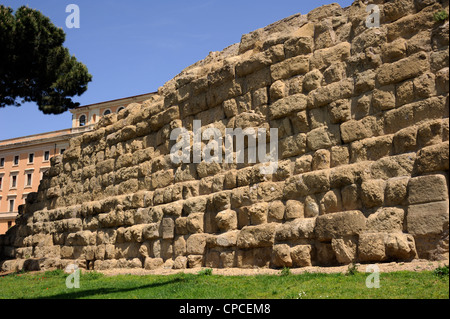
[117,107,125,113]
[44,151,50,161]
[11,175,17,189]
[103,109,111,116]
[79,115,86,127]
[28,153,34,164]
[26,173,32,187]
[0,176,3,190]
[0,158,4,167]
[9,199,14,212]
[13,155,19,166]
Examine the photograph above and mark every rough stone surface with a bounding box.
[1,0,448,272]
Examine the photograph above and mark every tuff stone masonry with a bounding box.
[1,0,449,272]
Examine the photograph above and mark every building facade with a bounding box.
[0,92,155,234]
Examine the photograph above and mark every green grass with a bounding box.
[434,10,449,22]
[0,268,448,299]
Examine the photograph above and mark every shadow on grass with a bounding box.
[37,277,187,299]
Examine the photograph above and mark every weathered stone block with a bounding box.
[186,213,204,234]
[249,202,269,225]
[330,146,349,168]
[315,210,366,241]
[376,52,429,86]
[270,80,287,101]
[144,257,164,270]
[304,195,320,218]
[290,245,312,267]
[372,85,396,111]
[318,189,342,215]
[186,255,202,268]
[285,36,314,58]
[393,126,417,154]
[215,210,238,231]
[285,200,304,220]
[340,116,381,144]
[280,133,307,158]
[331,237,358,264]
[385,177,409,206]
[186,233,210,255]
[275,218,316,242]
[271,55,309,81]
[329,99,351,124]
[407,201,449,236]
[237,223,276,249]
[302,170,330,194]
[312,149,331,171]
[366,207,405,233]
[271,244,292,268]
[408,174,448,205]
[303,69,323,92]
[268,94,308,120]
[161,218,175,240]
[173,256,188,269]
[293,155,312,175]
[358,233,387,262]
[310,78,354,108]
[385,233,417,261]
[415,142,449,173]
[142,223,160,240]
[361,179,386,208]
[309,42,350,71]
[268,200,285,222]
[306,126,332,150]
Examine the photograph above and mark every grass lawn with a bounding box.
[0,268,448,299]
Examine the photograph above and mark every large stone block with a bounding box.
[268,94,308,120]
[310,78,354,108]
[275,218,316,241]
[361,179,386,208]
[407,201,449,236]
[385,176,409,206]
[358,233,387,262]
[144,257,164,270]
[340,116,381,144]
[415,142,449,173]
[331,237,357,264]
[186,234,210,255]
[385,233,417,261]
[290,245,312,267]
[271,244,292,268]
[215,210,238,231]
[237,223,277,249]
[161,218,175,240]
[366,207,405,233]
[376,52,429,86]
[408,174,448,205]
[314,210,366,241]
[309,42,351,71]
[271,55,309,81]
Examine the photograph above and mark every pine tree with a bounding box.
[0,5,92,114]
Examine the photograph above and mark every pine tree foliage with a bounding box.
[0,5,92,114]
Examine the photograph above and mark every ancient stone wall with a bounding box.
[1,0,449,272]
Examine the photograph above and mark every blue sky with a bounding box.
[0,0,353,140]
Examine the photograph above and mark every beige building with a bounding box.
[0,93,155,234]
